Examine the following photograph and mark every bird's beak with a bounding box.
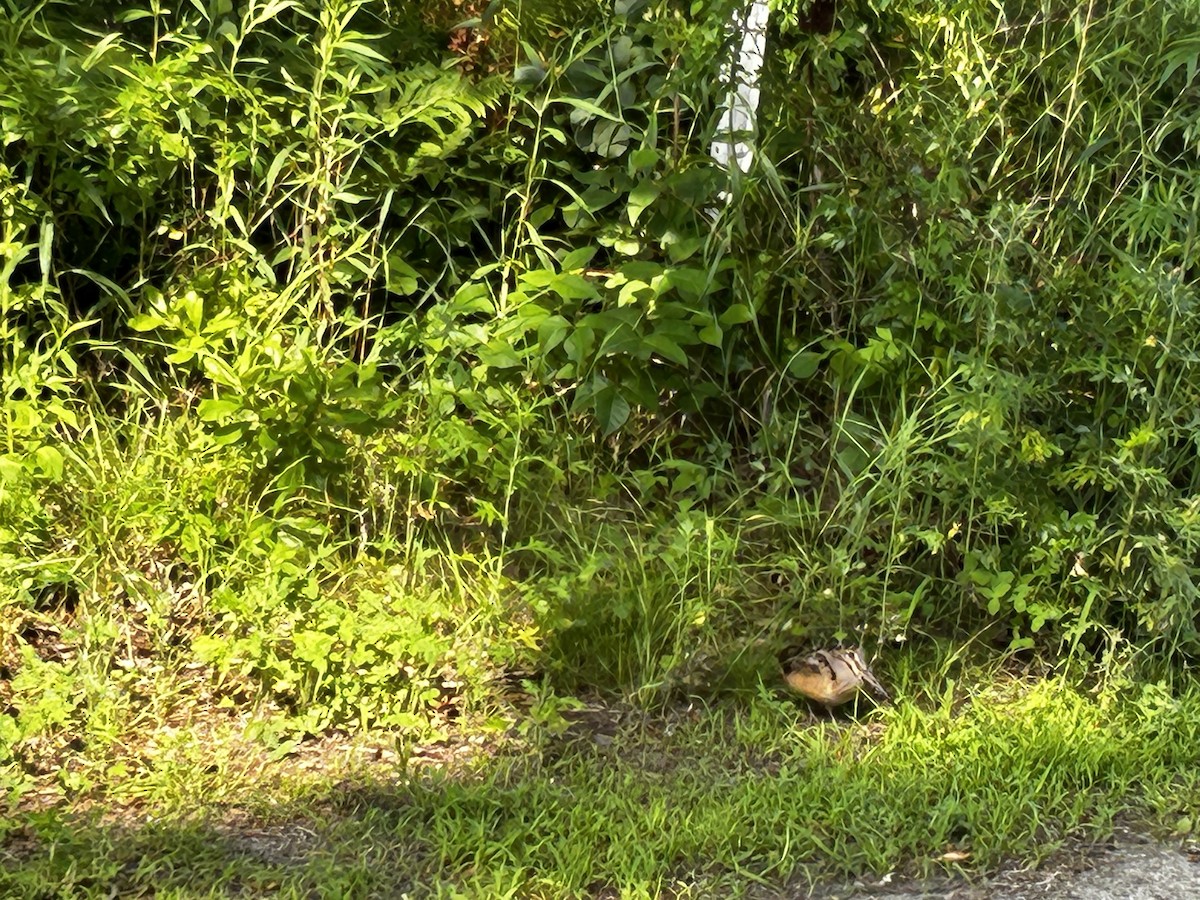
[861,669,890,702]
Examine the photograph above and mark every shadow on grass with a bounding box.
[5,677,1200,899]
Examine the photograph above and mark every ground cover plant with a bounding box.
[4,660,1200,898]
[1,0,1199,895]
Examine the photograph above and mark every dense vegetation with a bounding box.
[2,0,1199,894]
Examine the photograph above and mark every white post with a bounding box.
[710,0,771,179]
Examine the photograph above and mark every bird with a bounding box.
[780,646,890,712]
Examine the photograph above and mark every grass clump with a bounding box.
[2,652,1198,898]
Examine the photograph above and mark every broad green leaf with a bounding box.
[787,352,824,379]
[337,40,389,64]
[197,398,242,421]
[514,64,546,85]
[642,333,689,366]
[698,322,723,347]
[619,261,665,282]
[614,0,650,15]
[591,120,632,158]
[166,347,198,364]
[264,143,297,193]
[577,187,620,214]
[559,246,597,271]
[478,341,523,368]
[666,236,705,262]
[0,455,22,484]
[548,274,600,302]
[48,404,78,429]
[181,291,203,330]
[447,283,494,316]
[81,32,124,71]
[630,147,660,171]
[663,267,708,301]
[386,256,420,295]
[33,445,64,481]
[293,631,336,673]
[627,180,660,226]
[596,324,642,357]
[127,314,164,332]
[719,303,755,326]
[538,315,571,354]
[592,383,631,435]
[563,326,595,364]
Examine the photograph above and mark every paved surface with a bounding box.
[1062,842,1200,899]
[824,836,1200,899]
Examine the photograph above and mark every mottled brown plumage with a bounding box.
[781,647,889,710]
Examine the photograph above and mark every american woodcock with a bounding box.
[781,646,890,711]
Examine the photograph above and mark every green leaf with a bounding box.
[591,121,632,158]
[478,341,523,368]
[666,236,705,263]
[575,187,620,215]
[630,147,660,171]
[337,40,389,64]
[514,64,546,86]
[547,274,600,302]
[165,347,197,365]
[33,445,64,481]
[38,217,54,280]
[559,246,597,271]
[386,255,420,295]
[206,423,243,446]
[127,314,164,332]
[592,383,631,435]
[81,32,124,71]
[663,268,708,301]
[642,333,689,366]
[116,9,157,22]
[552,96,624,123]
[614,0,649,15]
[719,303,755,326]
[596,324,642,358]
[627,180,660,226]
[293,631,336,672]
[264,143,297,193]
[698,322,723,347]
[181,291,203,331]
[786,352,824,379]
[0,455,23,484]
[564,326,595,363]
[197,399,242,421]
[447,283,495,317]
[538,315,571,354]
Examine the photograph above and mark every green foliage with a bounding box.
[5,7,1200,892]
[3,663,1200,896]
[2,0,1200,754]
[729,0,1200,653]
[193,554,465,734]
